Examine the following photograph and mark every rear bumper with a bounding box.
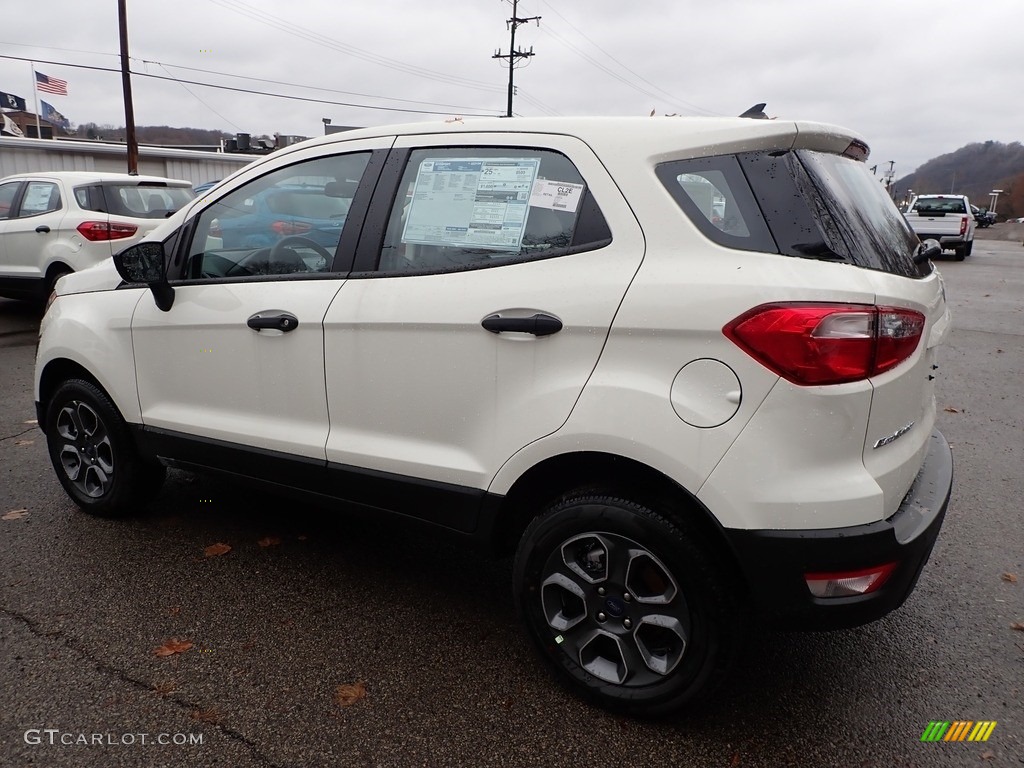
[724,429,953,630]
[917,234,969,248]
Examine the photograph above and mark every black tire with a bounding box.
[513,494,743,717]
[43,266,72,302]
[954,245,966,261]
[45,378,165,517]
[965,240,973,257]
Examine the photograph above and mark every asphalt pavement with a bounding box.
[1,241,1022,767]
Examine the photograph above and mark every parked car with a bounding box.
[904,194,975,259]
[34,117,953,716]
[207,182,354,254]
[0,171,194,301]
[193,179,222,196]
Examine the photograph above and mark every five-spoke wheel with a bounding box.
[45,379,166,516]
[55,399,116,498]
[514,495,741,716]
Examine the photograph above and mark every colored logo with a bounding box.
[921,721,996,742]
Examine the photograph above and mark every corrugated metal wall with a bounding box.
[0,137,256,183]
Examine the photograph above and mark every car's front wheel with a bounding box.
[513,494,742,716]
[45,379,165,517]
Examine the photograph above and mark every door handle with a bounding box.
[481,312,563,336]
[247,311,299,333]
[35,225,50,234]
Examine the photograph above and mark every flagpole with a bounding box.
[30,61,42,139]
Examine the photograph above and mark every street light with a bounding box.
[990,189,1003,215]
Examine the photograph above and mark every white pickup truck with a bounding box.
[904,194,975,260]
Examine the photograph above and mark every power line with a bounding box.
[537,2,721,116]
[0,41,499,114]
[206,0,505,94]
[0,54,500,117]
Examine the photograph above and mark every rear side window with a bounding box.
[655,156,775,253]
[377,147,611,274]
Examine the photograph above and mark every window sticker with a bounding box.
[529,179,584,213]
[22,184,56,213]
[402,157,540,251]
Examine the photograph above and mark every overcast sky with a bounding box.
[1,0,1021,177]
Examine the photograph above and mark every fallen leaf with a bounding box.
[167,605,181,617]
[335,681,367,707]
[257,535,281,548]
[983,294,991,297]
[190,708,221,724]
[154,639,193,657]
[943,406,960,413]
[1011,622,1024,632]
[152,680,176,696]
[2,509,28,521]
[997,349,1004,353]
[981,749,995,760]
[203,542,231,558]
[730,752,742,767]
[1002,573,1018,584]
[14,439,34,446]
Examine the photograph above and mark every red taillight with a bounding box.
[959,216,968,236]
[271,220,311,236]
[724,303,925,385]
[805,562,898,598]
[76,221,138,242]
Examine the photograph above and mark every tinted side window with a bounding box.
[17,181,62,217]
[0,181,19,220]
[655,156,775,253]
[377,147,610,274]
[183,152,370,280]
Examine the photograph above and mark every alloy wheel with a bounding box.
[539,532,691,687]
[55,400,115,498]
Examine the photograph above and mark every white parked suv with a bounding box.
[34,117,953,716]
[0,171,194,301]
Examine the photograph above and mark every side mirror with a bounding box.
[913,238,942,265]
[113,242,175,311]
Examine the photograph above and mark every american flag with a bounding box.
[35,71,68,96]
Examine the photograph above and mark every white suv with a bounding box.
[34,117,953,716]
[0,171,194,301]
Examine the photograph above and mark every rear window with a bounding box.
[657,150,927,278]
[911,196,967,214]
[80,183,194,219]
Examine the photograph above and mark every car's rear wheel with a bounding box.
[45,379,165,517]
[513,494,742,716]
[954,245,966,261]
[965,240,973,257]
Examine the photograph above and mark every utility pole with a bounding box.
[493,0,540,118]
[118,0,139,173]
[882,160,896,198]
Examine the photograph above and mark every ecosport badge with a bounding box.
[873,421,915,449]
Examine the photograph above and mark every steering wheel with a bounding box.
[270,235,332,262]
